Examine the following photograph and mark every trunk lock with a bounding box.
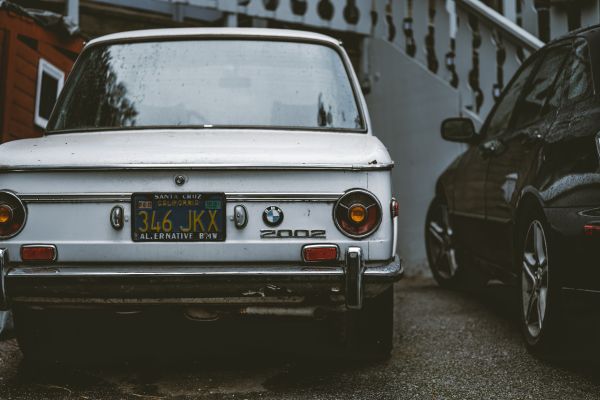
[174,175,187,186]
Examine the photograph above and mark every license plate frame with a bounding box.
[131,192,226,242]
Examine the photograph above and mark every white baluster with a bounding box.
[520,0,539,37]
[581,0,600,29]
[549,4,569,39]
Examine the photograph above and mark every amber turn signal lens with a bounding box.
[349,205,367,223]
[0,204,12,224]
[21,245,57,262]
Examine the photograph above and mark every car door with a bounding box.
[484,43,571,269]
[451,55,539,260]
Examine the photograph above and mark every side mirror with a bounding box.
[440,118,477,143]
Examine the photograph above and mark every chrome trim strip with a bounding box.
[0,163,393,173]
[8,266,346,278]
[6,256,401,280]
[18,192,344,204]
[226,193,343,202]
[19,193,131,203]
[11,296,306,305]
[0,249,7,310]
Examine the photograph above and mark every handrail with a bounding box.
[457,0,545,52]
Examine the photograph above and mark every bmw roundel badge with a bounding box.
[263,206,284,227]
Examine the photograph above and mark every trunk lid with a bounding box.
[0,129,391,170]
[0,130,394,263]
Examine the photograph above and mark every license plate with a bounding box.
[131,193,226,242]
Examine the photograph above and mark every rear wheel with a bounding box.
[425,197,483,289]
[518,211,565,357]
[341,286,394,360]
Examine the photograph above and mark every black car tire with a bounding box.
[340,285,394,360]
[425,196,485,289]
[13,307,56,363]
[517,208,565,357]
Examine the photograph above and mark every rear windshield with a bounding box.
[47,39,365,133]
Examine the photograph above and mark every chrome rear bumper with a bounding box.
[0,249,402,310]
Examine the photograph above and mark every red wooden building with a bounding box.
[0,1,84,143]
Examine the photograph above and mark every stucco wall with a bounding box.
[365,38,466,276]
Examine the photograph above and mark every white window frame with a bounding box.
[34,58,65,129]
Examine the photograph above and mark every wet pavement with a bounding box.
[2,277,600,399]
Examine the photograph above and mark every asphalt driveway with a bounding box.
[1,278,600,399]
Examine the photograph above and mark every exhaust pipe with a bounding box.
[239,306,327,320]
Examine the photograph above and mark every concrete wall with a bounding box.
[365,38,466,276]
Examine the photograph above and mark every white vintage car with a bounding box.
[0,28,402,359]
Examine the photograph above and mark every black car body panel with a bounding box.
[435,25,600,290]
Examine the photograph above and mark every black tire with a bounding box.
[516,208,565,357]
[341,285,394,361]
[13,307,57,363]
[425,196,485,289]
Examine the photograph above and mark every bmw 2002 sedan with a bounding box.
[0,28,402,359]
[427,25,600,356]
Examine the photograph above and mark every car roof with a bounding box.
[85,27,342,48]
[547,23,600,45]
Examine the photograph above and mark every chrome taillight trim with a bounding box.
[0,163,393,173]
[0,190,27,240]
[333,189,382,239]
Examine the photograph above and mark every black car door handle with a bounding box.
[479,139,505,158]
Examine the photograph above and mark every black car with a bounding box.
[426,25,600,356]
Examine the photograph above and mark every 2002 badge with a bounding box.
[260,229,326,239]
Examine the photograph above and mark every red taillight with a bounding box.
[584,224,600,236]
[391,198,399,218]
[0,191,26,239]
[302,245,339,262]
[334,189,382,239]
[21,245,57,262]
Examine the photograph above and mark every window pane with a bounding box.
[50,40,364,132]
[512,46,569,128]
[39,71,59,120]
[484,60,537,138]
[545,62,568,112]
[566,40,592,101]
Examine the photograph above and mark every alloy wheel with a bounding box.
[522,220,549,339]
[426,203,458,280]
